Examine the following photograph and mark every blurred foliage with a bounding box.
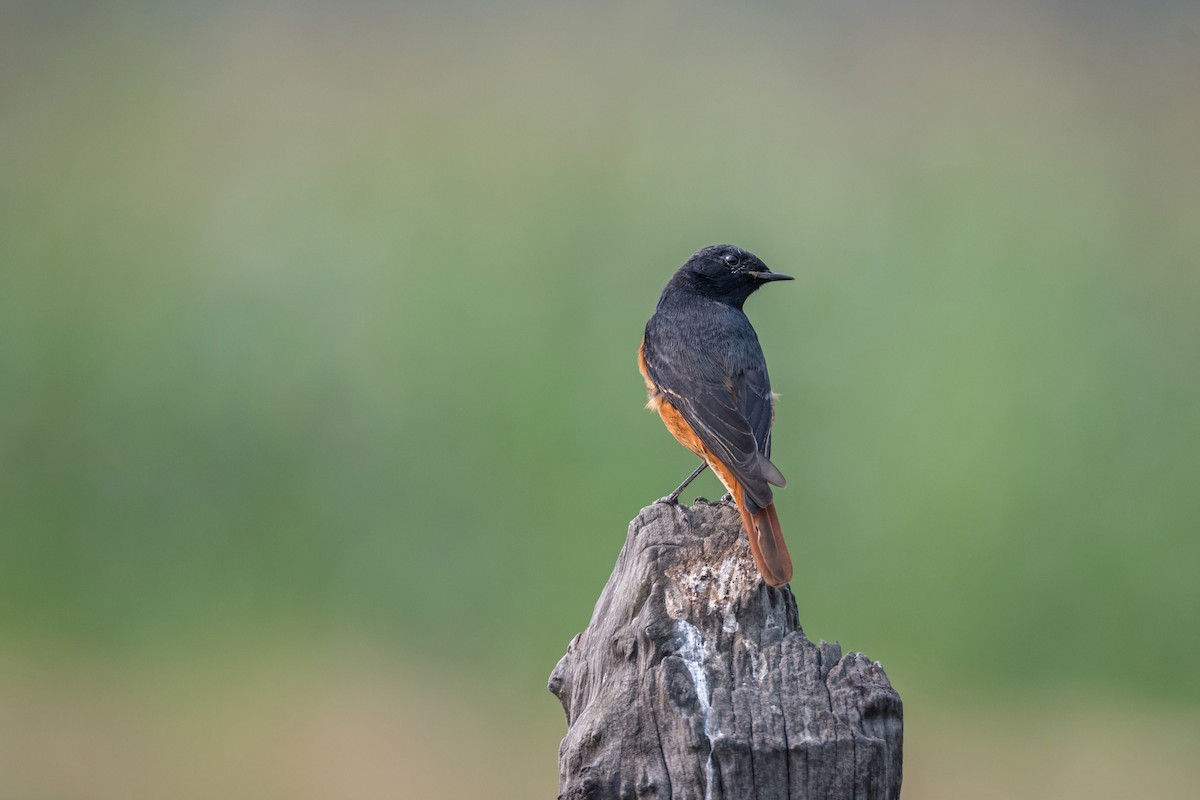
[2,0,1199,718]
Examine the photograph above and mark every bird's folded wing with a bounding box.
[646,349,784,512]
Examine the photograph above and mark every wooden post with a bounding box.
[549,500,903,799]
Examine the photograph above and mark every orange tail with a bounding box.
[734,488,793,587]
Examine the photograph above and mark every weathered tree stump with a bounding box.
[548,500,903,800]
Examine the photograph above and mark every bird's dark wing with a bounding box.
[739,358,775,459]
[643,316,785,511]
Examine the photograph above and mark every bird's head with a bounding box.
[676,244,793,308]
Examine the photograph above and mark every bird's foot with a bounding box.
[718,492,734,506]
[656,462,711,506]
[655,489,685,505]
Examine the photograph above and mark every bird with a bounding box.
[638,244,794,586]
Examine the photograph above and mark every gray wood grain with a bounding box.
[549,500,903,799]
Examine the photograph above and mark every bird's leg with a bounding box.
[659,461,708,504]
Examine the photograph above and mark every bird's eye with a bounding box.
[723,254,740,267]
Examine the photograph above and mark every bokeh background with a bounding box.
[3,1,1199,797]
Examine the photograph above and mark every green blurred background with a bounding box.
[2,1,1199,797]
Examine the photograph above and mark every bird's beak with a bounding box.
[749,270,794,282]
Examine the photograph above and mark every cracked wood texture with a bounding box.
[548,500,903,800]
